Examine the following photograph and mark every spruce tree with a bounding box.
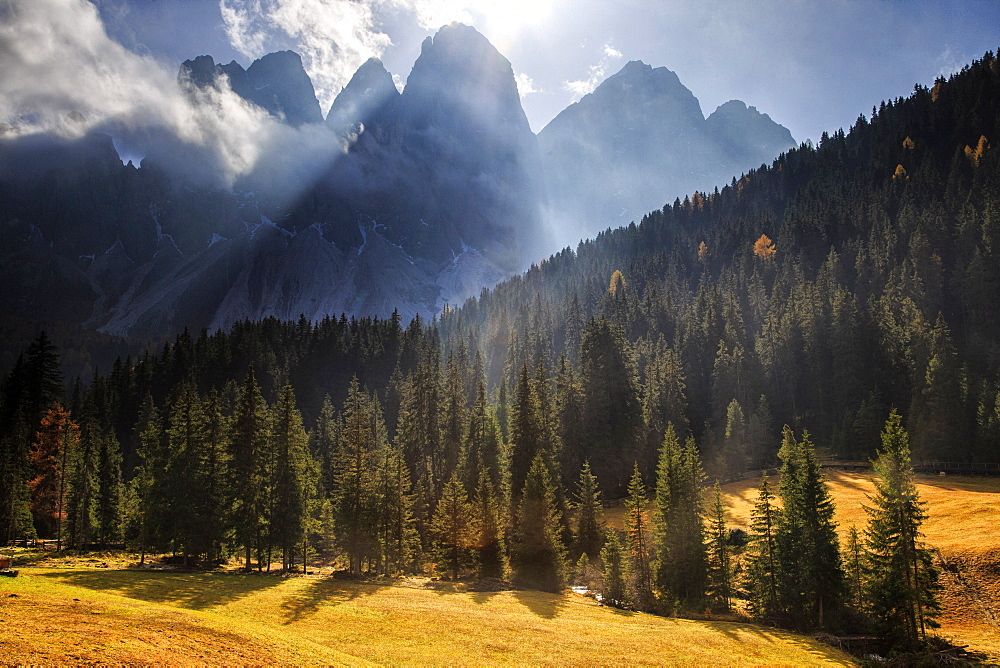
[431,471,477,580]
[600,529,626,608]
[375,436,418,576]
[844,525,864,610]
[745,474,781,619]
[511,453,566,592]
[653,425,707,608]
[775,426,844,629]
[864,410,941,650]
[335,378,380,575]
[269,384,313,571]
[571,460,605,561]
[708,482,732,610]
[624,463,654,611]
[230,367,269,570]
[472,467,506,579]
[66,419,100,550]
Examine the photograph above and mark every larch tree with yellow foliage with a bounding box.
[753,234,776,261]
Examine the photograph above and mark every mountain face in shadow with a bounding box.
[0,26,792,340]
[538,60,794,239]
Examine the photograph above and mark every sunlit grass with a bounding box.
[2,568,853,665]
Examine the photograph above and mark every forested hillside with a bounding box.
[440,50,1000,482]
[1,49,998,658]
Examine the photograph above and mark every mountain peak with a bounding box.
[326,57,399,135]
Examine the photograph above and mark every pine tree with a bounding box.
[708,482,732,610]
[431,471,477,580]
[511,453,566,592]
[745,474,781,620]
[309,395,339,498]
[844,525,864,609]
[600,529,626,608]
[200,391,230,564]
[623,464,654,611]
[509,362,541,500]
[230,366,270,570]
[571,460,605,561]
[269,384,313,571]
[66,419,100,550]
[132,394,165,564]
[375,436,418,576]
[653,425,707,607]
[472,466,506,579]
[463,381,504,494]
[166,382,206,564]
[864,410,941,650]
[775,426,844,629]
[335,378,380,575]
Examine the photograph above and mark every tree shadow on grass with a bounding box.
[511,588,567,619]
[38,569,284,611]
[280,577,387,624]
[699,619,854,665]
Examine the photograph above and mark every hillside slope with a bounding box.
[2,569,853,665]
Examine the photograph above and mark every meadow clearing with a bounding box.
[1,469,996,665]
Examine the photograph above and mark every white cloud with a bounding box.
[563,42,623,99]
[935,46,969,80]
[0,0,342,187]
[219,0,393,111]
[514,72,539,98]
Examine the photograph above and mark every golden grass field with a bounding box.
[606,469,1000,661]
[1,567,853,665]
[2,469,996,665]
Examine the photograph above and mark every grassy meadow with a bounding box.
[1,567,853,665]
[3,469,996,665]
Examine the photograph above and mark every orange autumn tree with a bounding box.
[29,402,79,549]
[609,269,626,296]
[753,234,776,261]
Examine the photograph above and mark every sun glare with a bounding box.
[413,0,556,53]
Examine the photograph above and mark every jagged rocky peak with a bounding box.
[403,22,529,132]
[180,50,323,127]
[538,59,795,241]
[244,51,323,126]
[586,60,704,123]
[326,57,400,136]
[179,55,221,86]
[706,99,795,159]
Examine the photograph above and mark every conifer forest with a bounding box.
[4,44,1000,659]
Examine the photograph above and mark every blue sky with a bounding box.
[87,0,1000,143]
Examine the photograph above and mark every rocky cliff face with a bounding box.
[0,27,793,340]
[181,51,323,126]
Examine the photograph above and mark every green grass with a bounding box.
[2,567,854,665]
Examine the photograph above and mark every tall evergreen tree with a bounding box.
[511,453,566,592]
[864,410,941,650]
[335,378,380,575]
[745,474,781,620]
[775,426,844,629]
[472,467,506,579]
[653,424,707,607]
[623,463,654,611]
[230,366,270,570]
[708,482,732,610]
[431,471,477,580]
[571,460,605,561]
[269,384,313,571]
[600,529,627,608]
